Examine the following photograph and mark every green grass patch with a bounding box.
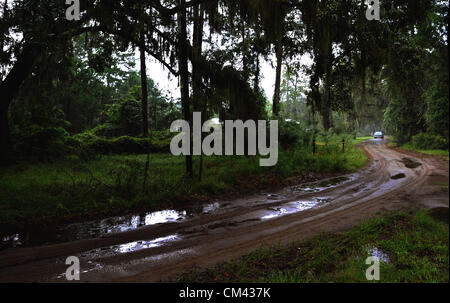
[390,142,449,161]
[352,137,373,144]
[0,139,367,228]
[178,210,449,283]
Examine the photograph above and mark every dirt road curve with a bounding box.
[0,139,448,282]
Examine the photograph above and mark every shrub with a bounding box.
[411,133,449,150]
[68,134,172,156]
[113,136,144,153]
[90,123,123,138]
[278,120,312,150]
[66,136,98,161]
[13,125,69,160]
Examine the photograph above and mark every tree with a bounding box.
[140,32,149,137]
[177,0,193,177]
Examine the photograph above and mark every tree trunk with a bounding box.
[321,74,331,131]
[140,32,149,137]
[192,4,204,112]
[0,0,7,55]
[178,0,193,178]
[241,23,250,82]
[273,32,283,117]
[0,44,41,165]
[254,55,260,91]
[321,34,333,131]
[193,4,205,181]
[0,108,9,162]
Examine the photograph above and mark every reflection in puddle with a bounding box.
[143,248,194,262]
[202,202,221,214]
[290,177,352,193]
[313,197,330,204]
[261,198,331,220]
[64,210,186,240]
[115,234,180,253]
[2,234,19,242]
[56,262,104,280]
[294,201,317,210]
[79,234,181,259]
[2,177,343,251]
[1,209,187,251]
[2,198,232,250]
[267,194,286,200]
[262,208,288,220]
[144,210,186,225]
[1,234,20,247]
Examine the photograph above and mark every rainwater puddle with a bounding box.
[115,234,180,253]
[54,235,181,280]
[79,234,181,259]
[1,198,234,251]
[391,173,406,180]
[1,209,188,250]
[266,194,287,200]
[202,202,221,214]
[187,201,233,216]
[261,197,331,220]
[401,157,422,169]
[56,263,104,280]
[290,176,352,193]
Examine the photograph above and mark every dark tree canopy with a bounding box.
[0,0,448,165]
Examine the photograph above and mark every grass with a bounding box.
[389,142,449,161]
[177,210,449,283]
[401,144,449,160]
[438,183,448,190]
[352,137,373,144]
[0,140,368,228]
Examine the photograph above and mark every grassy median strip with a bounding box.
[178,210,449,283]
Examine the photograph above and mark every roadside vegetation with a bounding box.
[395,144,449,161]
[389,133,449,161]
[0,1,447,279]
[0,130,367,229]
[352,137,374,145]
[178,210,449,283]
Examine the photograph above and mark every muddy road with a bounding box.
[0,139,448,282]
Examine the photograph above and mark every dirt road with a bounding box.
[0,139,448,282]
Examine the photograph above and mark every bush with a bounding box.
[90,123,123,138]
[69,134,172,156]
[113,136,144,153]
[66,136,98,161]
[411,133,449,150]
[13,125,69,160]
[278,120,312,150]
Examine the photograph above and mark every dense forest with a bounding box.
[1,0,448,162]
[0,0,448,227]
[0,0,449,284]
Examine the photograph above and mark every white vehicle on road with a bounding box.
[374,131,384,139]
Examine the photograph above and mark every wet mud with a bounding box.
[0,139,447,282]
